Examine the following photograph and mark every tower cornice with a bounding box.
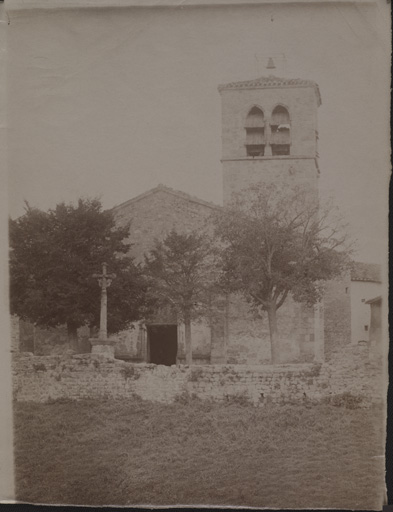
[218,75,321,106]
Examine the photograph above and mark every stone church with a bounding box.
[12,68,382,365]
[110,71,325,366]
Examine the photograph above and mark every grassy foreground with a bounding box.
[14,397,385,508]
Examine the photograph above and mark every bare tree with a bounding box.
[214,182,353,363]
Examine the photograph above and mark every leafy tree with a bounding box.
[214,183,353,363]
[9,198,147,349]
[144,229,216,365]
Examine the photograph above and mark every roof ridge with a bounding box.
[111,184,221,212]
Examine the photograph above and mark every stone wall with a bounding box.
[114,319,213,365]
[223,158,319,207]
[323,276,351,360]
[319,274,382,360]
[220,85,320,205]
[110,185,319,365]
[111,292,317,366]
[226,294,316,364]
[220,86,319,161]
[12,343,384,406]
[350,280,382,344]
[112,186,219,263]
[12,317,91,356]
[10,316,20,353]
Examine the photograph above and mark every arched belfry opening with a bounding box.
[270,105,290,156]
[245,106,265,157]
[218,71,321,204]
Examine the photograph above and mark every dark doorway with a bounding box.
[147,324,178,366]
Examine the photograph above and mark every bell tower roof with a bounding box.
[218,75,321,107]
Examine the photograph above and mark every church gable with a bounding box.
[112,185,219,262]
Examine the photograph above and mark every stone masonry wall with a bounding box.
[220,85,319,205]
[323,276,351,360]
[12,343,384,406]
[110,186,318,365]
[223,158,319,206]
[11,315,20,353]
[220,86,319,160]
[350,280,382,344]
[112,186,218,263]
[12,317,91,356]
[227,294,315,364]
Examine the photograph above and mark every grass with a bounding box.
[14,397,386,508]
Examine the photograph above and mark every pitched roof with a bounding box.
[111,184,221,213]
[365,296,382,305]
[218,75,322,106]
[351,262,381,283]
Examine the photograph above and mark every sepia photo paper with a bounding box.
[0,0,390,508]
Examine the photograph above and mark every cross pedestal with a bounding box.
[90,338,115,358]
[89,262,116,358]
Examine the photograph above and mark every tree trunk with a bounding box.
[67,321,78,353]
[267,304,280,364]
[224,293,230,364]
[184,310,192,365]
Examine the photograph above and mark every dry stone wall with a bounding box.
[12,343,383,407]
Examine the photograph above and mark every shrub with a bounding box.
[306,364,322,378]
[174,390,192,405]
[189,367,203,382]
[33,362,47,372]
[121,365,140,380]
[225,391,250,406]
[323,392,365,409]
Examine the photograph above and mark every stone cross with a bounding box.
[93,262,116,340]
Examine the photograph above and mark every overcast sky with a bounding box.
[6,2,390,264]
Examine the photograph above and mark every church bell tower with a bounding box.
[218,60,322,205]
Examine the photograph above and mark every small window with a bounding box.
[361,299,365,303]
[345,287,348,294]
[245,107,265,157]
[364,325,369,332]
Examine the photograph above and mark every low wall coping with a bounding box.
[89,338,115,347]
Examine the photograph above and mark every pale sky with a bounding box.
[6,2,391,264]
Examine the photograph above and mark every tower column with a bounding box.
[265,117,272,156]
[313,302,324,362]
